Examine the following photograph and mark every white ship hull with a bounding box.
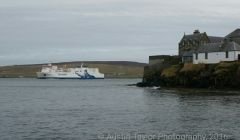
[36,64,104,79]
[37,72,104,79]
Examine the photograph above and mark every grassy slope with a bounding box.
[0,61,146,78]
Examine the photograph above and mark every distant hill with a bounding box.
[0,61,147,78]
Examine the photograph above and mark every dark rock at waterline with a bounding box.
[136,82,150,87]
[141,61,240,89]
[126,84,137,86]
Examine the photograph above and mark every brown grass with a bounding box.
[180,63,205,72]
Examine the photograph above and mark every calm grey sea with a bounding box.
[0,78,239,140]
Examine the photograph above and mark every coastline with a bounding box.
[139,61,240,90]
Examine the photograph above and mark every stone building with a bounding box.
[148,55,180,66]
[178,30,223,63]
[193,29,240,64]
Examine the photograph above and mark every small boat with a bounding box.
[36,64,104,79]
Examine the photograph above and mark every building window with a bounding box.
[205,52,208,59]
[226,51,229,58]
[196,53,198,60]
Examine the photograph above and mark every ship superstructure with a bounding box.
[37,64,104,79]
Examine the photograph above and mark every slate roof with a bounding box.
[181,33,223,43]
[182,33,205,41]
[233,38,240,45]
[225,29,240,45]
[225,29,240,38]
[208,36,224,43]
[196,41,240,53]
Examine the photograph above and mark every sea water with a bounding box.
[0,78,239,139]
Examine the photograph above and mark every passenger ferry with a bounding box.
[36,64,104,79]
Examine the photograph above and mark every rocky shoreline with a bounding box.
[138,61,240,89]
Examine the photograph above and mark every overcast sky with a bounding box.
[0,0,239,65]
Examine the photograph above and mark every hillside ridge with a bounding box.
[0,61,147,78]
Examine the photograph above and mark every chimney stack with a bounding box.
[193,29,200,34]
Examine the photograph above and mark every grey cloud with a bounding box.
[0,0,239,65]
